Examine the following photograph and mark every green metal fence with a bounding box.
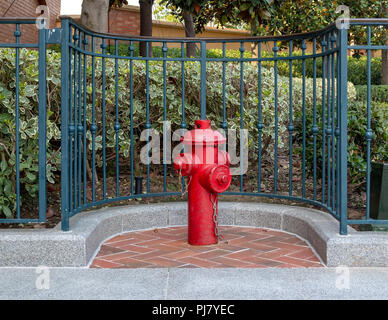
[0,17,387,234]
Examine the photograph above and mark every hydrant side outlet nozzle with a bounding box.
[173,120,231,246]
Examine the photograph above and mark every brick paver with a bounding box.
[90,226,324,268]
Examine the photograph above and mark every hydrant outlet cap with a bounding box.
[207,165,232,193]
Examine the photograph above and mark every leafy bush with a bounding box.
[0,48,314,217]
[347,56,382,86]
[261,51,382,85]
[105,43,253,59]
[294,93,388,186]
[206,48,252,59]
[0,49,61,218]
[0,47,380,218]
[347,101,388,183]
[355,85,388,103]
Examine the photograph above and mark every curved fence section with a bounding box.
[60,18,344,231]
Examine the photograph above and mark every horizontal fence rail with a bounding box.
[0,17,387,234]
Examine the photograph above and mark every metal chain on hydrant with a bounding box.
[178,168,191,197]
[210,193,223,241]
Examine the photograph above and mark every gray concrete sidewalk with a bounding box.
[1,267,388,300]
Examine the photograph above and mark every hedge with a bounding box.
[0,47,385,218]
[52,42,383,86]
[355,85,388,103]
[261,51,383,85]
[106,43,253,59]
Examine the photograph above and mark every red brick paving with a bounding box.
[90,226,324,269]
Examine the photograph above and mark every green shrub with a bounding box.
[355,85,388,103]
[0,48,317,217]
[106,43,253,59]
[0,47,379,218]
[0,49,61,218]
[206,48,252,59]
[347,101,388,183]
[261,51,382,85]
[347,56,382,86]
[56,43,384,85]
[293,96,388,186]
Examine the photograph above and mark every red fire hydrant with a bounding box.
[173,120,232,245]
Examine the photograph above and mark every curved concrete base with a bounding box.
[0,202,388,267]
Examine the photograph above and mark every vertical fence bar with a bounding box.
[101,38,107,199]
[288,40,294,196]
[301,39,307,198]
[180,42,186,192]
[200,41,206,119]
[14,24,21,219]
[77,30,82,207]
[82,34,88,205]
[339,24,348,235]
[129,42,135,195]
[239,42,245,192]
[61,18,70,230]
[145,41,151,193]
[273,41,279,194]
[312,38,318,201]
[77,31,83,207]
[38,26,47,222]
[257,42,263,193]
[73,31,78,208]
[321,36,327,205]
[331,33,336,212]
[326,35,332,207]
[221,42,227,139]
[336,32,340,216]
[91,36,97,202]
[114,40,120,197]
[365,26,372,220]
[69,27,74,213]
[180,42,186,131]
[162,42,167,193]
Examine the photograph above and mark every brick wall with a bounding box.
[108,5,140,35]
[106,5,252,50]
[0,0,61,43]
[106,6,252,51]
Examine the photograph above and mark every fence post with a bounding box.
[338,23,348,235]
[60,18,70,231]
[200,41,206,119]
[38,26,47,222]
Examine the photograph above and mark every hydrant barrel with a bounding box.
[173,119,231,246]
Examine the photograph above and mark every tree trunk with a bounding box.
[183,11,196,57]
[139,0,154,57]
[80,0,109,33]
[250,20,259,57]
[80,0,109,50]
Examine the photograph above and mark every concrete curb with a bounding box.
[1,202,387,267]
